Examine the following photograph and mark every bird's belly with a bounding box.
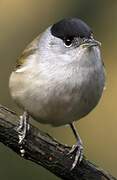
[10,54,105,126]
[16,71,104,126]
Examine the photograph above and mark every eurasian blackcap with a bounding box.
[9,18,105,169]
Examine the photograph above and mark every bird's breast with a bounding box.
[9,48,105,126]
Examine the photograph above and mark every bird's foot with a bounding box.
[68,142,83,170]
[16,111,30,156]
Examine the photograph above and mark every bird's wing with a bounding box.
[14,35,40,71]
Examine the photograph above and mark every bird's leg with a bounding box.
[69,122,83,170]
[16,111,30,156]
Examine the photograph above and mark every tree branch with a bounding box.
[0,104,116,180]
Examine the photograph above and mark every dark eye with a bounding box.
[64,37,73,47]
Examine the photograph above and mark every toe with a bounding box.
[68,144,83,170]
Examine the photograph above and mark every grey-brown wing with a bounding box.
[14,35,40,71]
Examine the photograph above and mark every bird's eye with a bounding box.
[64,37,73,47]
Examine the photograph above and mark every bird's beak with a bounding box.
[81,38,101,48]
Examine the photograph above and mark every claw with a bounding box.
[16,111,30,156]
[69,123,83,170]
[68,143,83,170]
[70,144,83,170]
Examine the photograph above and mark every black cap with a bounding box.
[51,18,92,40]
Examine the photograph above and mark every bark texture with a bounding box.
[0,104,116,180]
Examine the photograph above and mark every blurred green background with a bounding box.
[0,0,117,179]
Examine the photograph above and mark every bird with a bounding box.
[9,17,105,169]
